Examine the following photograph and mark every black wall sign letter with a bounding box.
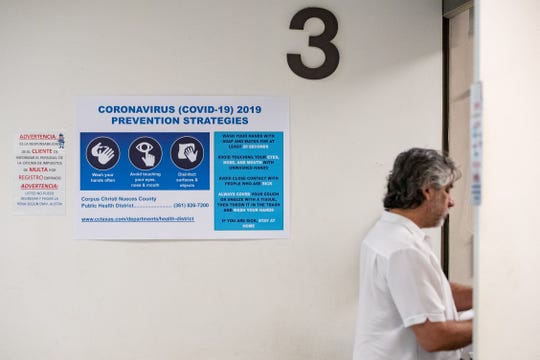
[287,7,340,80]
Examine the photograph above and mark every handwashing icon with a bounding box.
[86,136,120,170]
[91,142,115,165]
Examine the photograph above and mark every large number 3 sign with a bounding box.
[287,7,340,80]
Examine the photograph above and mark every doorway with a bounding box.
[443,4,474,286]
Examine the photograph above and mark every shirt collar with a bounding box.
[380,210,428,242]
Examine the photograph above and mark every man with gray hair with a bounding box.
[353,148,473,360]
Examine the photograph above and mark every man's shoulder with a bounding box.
[362,214,421,257]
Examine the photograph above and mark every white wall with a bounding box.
[477,0,540,358]
[0,1,442,359]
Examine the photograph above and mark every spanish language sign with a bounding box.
[14,131,66,215]
[76,96,289,240]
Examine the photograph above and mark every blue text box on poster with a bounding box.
[214,132,283,231]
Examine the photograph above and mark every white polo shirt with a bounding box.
[353,211,460,360]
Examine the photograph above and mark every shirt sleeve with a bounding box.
[387,247,447,328]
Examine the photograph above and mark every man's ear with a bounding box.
[422,186,433,201]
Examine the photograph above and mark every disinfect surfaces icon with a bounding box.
[171,136,204,170]
[178,143,197,162]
